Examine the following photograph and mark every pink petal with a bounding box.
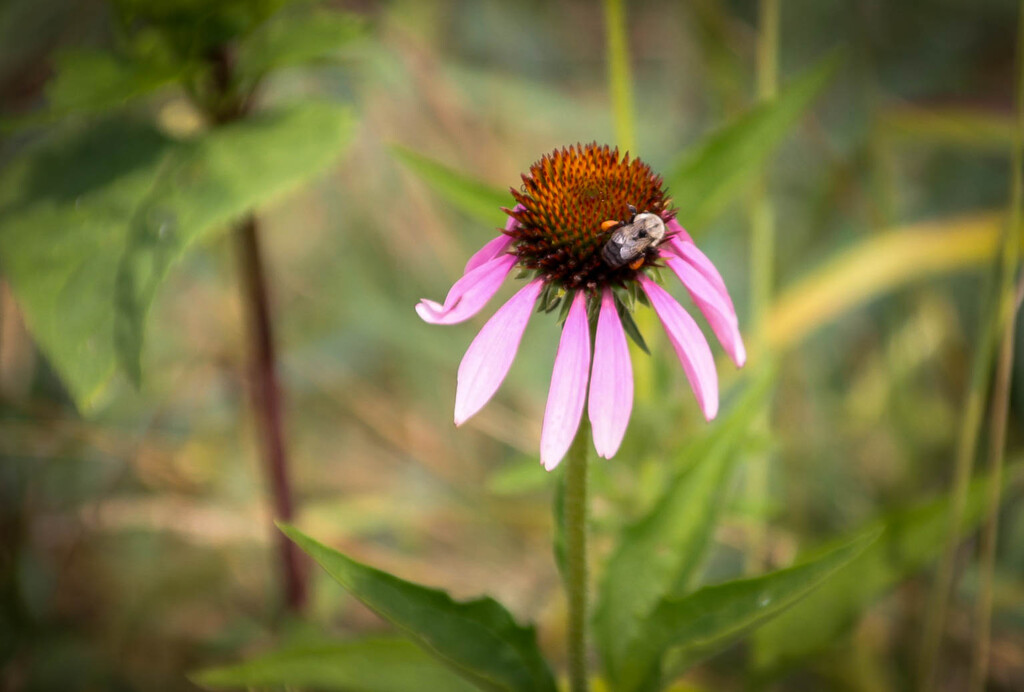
[416,254,517,325]
[639,275,719,421]
[666,218,693,244]
[462,204,523,273]
[454,280,543,425]
[663,236,734,312]
[588,288,633,459]
[665,256,746,367]
[541,291,591,470]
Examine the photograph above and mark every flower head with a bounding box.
[418,143,745,470]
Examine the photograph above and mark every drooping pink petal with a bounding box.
[666,217,693,244]
[454,280,543,426]
[416,254,517,325]
[639,275,719,421]
[462,204,523,273]
[663,235,734,312]
[540,291,591,471]
[665,256,746,367]
[588,288,633,459]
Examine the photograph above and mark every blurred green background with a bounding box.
[1,0,1023,690]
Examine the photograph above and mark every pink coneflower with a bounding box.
[417,143,745,470]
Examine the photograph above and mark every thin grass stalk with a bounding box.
[969,6,1024,687]
[745,0,780,575]
[918,4,1024,683]
[603,0,636,156]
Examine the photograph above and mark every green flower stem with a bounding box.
[745,0,780,575]
[603,0,636,155]
[970,5,1024,689]
[920,3,1024,685]
[564,418,591,692]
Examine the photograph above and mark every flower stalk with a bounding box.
[564,417,591,692]
[603,0,636,156]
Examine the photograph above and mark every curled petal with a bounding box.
[416,254,517,325]
[588,288,633,459]
[663,235,734,312]
[541,292,591,470]
[666,256,746,367]
[640,275,719,421]
[455,280,543,425]
[463,204,523,273]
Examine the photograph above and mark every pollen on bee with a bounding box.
[629,257,646,271]
[601,219,621,232]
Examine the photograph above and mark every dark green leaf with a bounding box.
[594,370,773,689]
[752,472,1009,673]
[391,145,510,226]
[236,7,367,82]
[192,638,479,692]
[669,51,841,230]
[115,101,357,383]
[618,530,878,692]
[279,523,558,692]
[616,301,650,354]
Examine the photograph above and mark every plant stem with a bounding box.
[745,0,780,575]
[237,214,307,612]
[969,6,1024,688]
[564,418,591,692]
[603,0,636,155]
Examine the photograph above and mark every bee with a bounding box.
[600,205,667,270]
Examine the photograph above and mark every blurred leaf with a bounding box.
[391,145,510,226]
[766,213,1002,351]
[594,370,774,689]
[752,470,1013,673]
[236,7,367,82]
[617,531,878,692]
[192,638,479,692]
[486,458,549,496]
[669,51,841,230]
[880,105,1015,151]
[0,118,174,408]
[44,49,181,116]
[280,523,558,692]
[115,101,357,383]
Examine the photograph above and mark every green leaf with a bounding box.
[594,370,774,689]
[279,523,558,692]
[618,530,879,692]
[669,51,841,230]
[191,637,479,692]
[236,7,368,82]
[0,117,175,408]
[391,145,510,226]
[44,48,181,116]
[752,472,1006,673]
[115,101,357,383]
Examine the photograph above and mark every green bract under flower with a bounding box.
[506,143,675,291]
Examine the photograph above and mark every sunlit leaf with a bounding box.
[391,145,510,226]
[279,523,558,692]
[766,213,1002,351]
[669,51,841,230]
[617,531,878,692]
[191,638,479,692]
[752,471,1012,673]
[594,370,773,689]
[115,101,357,383]
[236,7,367,82]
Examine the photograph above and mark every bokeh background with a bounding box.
[2,0,1023,690]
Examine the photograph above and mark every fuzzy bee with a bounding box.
[600,205,667,270]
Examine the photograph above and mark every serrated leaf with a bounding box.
[618,531,879,692]
[191,637,479,692]
[391,145,510,226]
[594,370,773,689]
[115,101,357,383]
[0,118,175,408]
[279,523,558,692]
[236,7,367,82]
[669,51,841,230]
[752,471,1011,673]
